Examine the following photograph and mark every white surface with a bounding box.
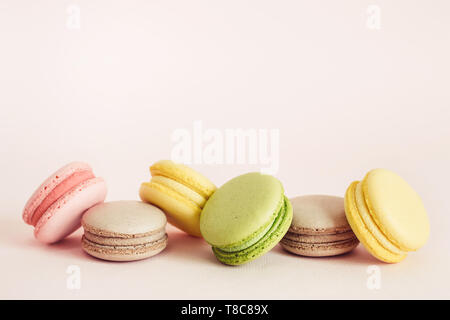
[1,0,449,299]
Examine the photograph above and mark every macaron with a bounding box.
[344,168,430,263]
[200,172,293,265]
[139,160,216,237]
[81,201,168,262]
[280,195,359,257]
[23,162,107,244]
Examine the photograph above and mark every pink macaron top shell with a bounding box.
[34,177,107,244]
[30,170,95,226]
[23,162,93,225]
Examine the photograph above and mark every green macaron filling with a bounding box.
[212,196,293,265]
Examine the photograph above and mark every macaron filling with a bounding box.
[83,229,166,246]
[212,196,292,264]
[30,170,94,226]
[281,237,359,249]
[283,230,358,244]
[82,234,168,255]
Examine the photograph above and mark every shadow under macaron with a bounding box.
[22,230,89,261]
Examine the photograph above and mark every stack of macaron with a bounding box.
[23,161,430,265]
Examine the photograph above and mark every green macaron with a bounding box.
[200,172,293,265]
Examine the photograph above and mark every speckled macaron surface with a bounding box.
[281,195,359,257]
[81,201,168,261]
[200,172,293,265]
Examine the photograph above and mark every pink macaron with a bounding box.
[23,162,107,244]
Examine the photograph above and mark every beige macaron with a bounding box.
[81,201,168,261]
[281,195,359,257]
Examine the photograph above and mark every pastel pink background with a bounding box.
[1,1,449,299]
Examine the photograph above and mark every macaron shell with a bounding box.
[30,170,95,226]
[140,182,201,236]
[82,201,167,237]
[344,181,406,263]
[23,162,92,224]
[363,169,430,251]
[289,195,352,235]
[84,229,166,246]
[150,160,216,198]
[151,175,206,207]
[34,177,107,244]
[82,235,167,262]
[200,172,284,249]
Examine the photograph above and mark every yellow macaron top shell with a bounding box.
[363,169,430,252]
[140,180,201,213]
[150,160,216,198]
[149,175,206,208]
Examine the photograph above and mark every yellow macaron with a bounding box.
[139,160,216,237]
[344,168,430,263]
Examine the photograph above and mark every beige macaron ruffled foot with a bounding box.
[81,201,168,262]
[281,195,359,257]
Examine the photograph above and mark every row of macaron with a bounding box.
[22,160,430,265]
